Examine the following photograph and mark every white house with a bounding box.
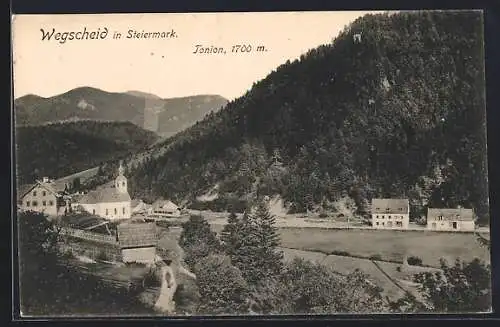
[73,162,131,220]
[426,208,475,232]
[371,198,410,230]
[17,177,68,217]
[150,199,181,218]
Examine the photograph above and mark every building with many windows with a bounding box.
[371,198,410,230]
[17,177,67,217]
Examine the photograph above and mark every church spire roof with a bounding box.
[118,160,125,176]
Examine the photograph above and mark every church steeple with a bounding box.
[118,160,125,176]
[115,160,128,194]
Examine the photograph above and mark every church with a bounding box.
[72,162,132,220]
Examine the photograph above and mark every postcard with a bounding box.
[12,11,491,317]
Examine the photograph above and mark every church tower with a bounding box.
[115,160,128,194]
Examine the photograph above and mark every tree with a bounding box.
[231,211,262,284]
[252,200,283,278]
[193,254,250,315]
[413,258,491,312]
[231,201,284,286]
[220,210,242,258]
[279,258,387,314]
[71,177,81,192]
[179,215,221,270]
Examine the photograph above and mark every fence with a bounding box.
[59,227,118,245]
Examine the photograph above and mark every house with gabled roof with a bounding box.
[150,199,181,218]
[426,207,475,232]
[117,222,158,264]
[71,162,132,220]
[17,177,68,217]
[371,198,410,230]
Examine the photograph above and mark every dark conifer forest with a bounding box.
[15,121,158,184]
[128,11,488,223]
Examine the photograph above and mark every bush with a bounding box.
[407,256,423,266]
[62,249,74,259]
[369,254,382,261]
[173,279,201,314]
[396,266,402,272]
[156,220,172,229]
[96,250,109,262]
[142,267,162,288]
[318,212,328,218]
[194,254,250,314]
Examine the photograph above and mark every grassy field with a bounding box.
[277,227,490,268]
[209,224,489,268]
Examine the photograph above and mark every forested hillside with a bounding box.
[15,121,158,184]
[129,11,488,223]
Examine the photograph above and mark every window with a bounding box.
[438,215,443,221]
[26,201,30,207]
[114,208,117,215]
[382,222,385,226]
[32,201,38,206]
[122,182,125,187]
[42,201,46,206]
[92,209,95,215]
[123,207,125,214]
[376,222,379,226]
[388,215,391,219]
[376,215,379,218]
[396,221,402,227]
[106,209,108,215]
[42,191,46,196]
[382,215,385,219]
[33,191,37,196]
[49,200,53,206]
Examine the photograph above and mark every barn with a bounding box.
[117,223,159,265]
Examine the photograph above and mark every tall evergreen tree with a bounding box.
[231,200,283,286]
[231,211,261,284]
[253,200,283,278]
[220,210,243,258]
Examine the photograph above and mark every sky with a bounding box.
[12,11,383,101]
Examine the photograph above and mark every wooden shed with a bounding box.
[117,223,158,264]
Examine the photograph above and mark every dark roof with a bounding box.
[427,208,475,221]
[78,186,131,204]
[17,181,63,201]
[371,198,409,214]
[117,223,158,248]
[17,183,34,201]
[60,214,109,229]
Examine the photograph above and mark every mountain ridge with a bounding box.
[14,87,229,137]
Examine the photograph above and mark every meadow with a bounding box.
[209,223,489,268]
[277,227,490,268]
